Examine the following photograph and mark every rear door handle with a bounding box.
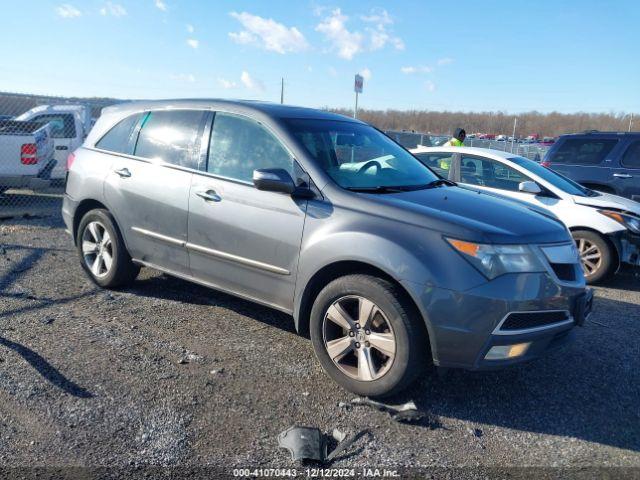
[195,190,221,202]
[55,145,69,150]
[613,173,633,179]
[114,167,131,178]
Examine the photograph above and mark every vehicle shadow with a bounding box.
[127,273,296,334]
[393,295,640,452]
[0,335,93,398]
[599,267,640,292]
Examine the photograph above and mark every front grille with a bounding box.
[500,311,570,332]
[549,262,576,282]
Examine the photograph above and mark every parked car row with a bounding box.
[411,145,640,283]
[63,100,593,398]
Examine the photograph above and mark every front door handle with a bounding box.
[196,190,221,202]
[114,168,131,178]
[613,173,633,179]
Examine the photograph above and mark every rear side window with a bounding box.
[549,138,618,165]
[621,140,640,168]
[207,112,293,183]
[134,110,206,169]
[95,113,142,154]
[31,114,76,139]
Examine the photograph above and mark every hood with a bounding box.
[573,191,640,216]
[365,185,570,244]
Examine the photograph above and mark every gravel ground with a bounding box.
[0,215,639,477]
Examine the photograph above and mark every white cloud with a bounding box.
[217,78,238,89]
[315,8,364,60]
[171,73,196,83]
[186,24,194,33]
[229,12,308,54]
[186,38,199,49]
[425,81,436,92]
[360,7,393,25]
[240,71,265,92]
[154,0,167,11]
[56,4,81,18]
[316,8,404,60]
[401,65,432,74]
[359,68,372,81]
[100,2,127,17]
[437,57,454,66]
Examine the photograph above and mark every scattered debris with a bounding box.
[210,368,224,375]
[277,426,371,464]
[177,352,202,365]
[40,317,55,325]
[345,397,442,428]
[467,427,483,438]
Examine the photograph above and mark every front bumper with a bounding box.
[403,272,591,370]
[617,231,640,267]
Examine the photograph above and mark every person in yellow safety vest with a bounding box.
[445,128,466,147]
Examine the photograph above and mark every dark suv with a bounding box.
[543,131,640,200]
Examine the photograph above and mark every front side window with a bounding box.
[31,114,76,139]
[285,119,438,190]
[508,156,591,196]
[207,113,293,183]
[549,138,618,165]
[134,110,205,169]
[460,156,531,192]
[413,152,454,178]
[622,140,640,168]
[95,113,142,154]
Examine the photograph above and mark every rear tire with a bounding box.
[310,274,426,398]
[572,229,615,284]
[76,209,140,288]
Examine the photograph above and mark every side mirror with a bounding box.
[253,168,296,194]
[518,180,542,194]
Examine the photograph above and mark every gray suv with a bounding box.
[63,100,592,397]
[543,131,640,200]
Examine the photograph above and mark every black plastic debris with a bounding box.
[277,426,371,464]
[346,397,442,428]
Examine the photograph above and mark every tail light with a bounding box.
[66,151,76,170]
[21,143,38,165]
[540,161,551,168]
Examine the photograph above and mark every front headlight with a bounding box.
[446,238,546,279]
[598,210,640,235]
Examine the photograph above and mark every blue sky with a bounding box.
[0,0,638,113]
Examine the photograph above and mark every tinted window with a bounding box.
[285,119,438,190]
[207,113,292,182]
[135,110,205,169]
[31,114,76,139]
[414,152,454,178]
[549,138,618,165]
[622,141,640,168]
[460,156,531,192]
[96,113,142,154]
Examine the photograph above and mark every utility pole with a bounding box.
[354,91,358,119]
[511,117,517,153]
[629,113,634,132]
[280,78,284,104]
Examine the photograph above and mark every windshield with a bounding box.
[284,118,439,190]
[508,156,593,197]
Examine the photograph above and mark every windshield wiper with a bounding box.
[346,186,407,193]
[425,178,457,188]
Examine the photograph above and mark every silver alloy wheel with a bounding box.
[576,237,602,276]
[82,221,113,278]
[322,295,396,381]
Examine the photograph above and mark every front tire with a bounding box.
[310,274,426,398]
[76,209,140,288]
[572,229,615,284]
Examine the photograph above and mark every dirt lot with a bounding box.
[0,215,639,477]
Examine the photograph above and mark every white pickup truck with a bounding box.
[0,120,55,194]
[15,105,90,180]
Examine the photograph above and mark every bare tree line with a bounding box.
[1,92,635,137]
[330,108,637,137]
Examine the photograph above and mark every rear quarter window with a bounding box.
[95,113,143,155]
[549,138,618,165]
